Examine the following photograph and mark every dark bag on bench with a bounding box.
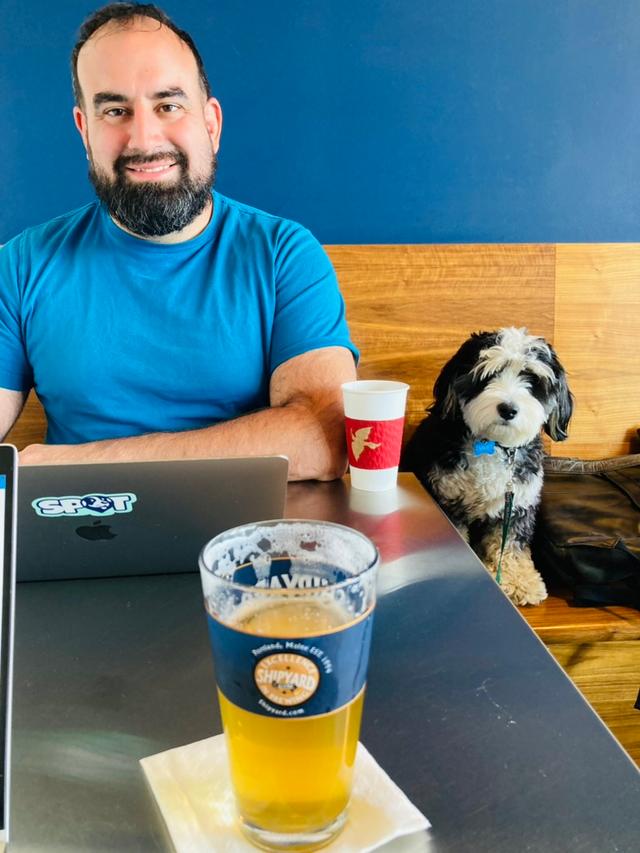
[532,455,640,610]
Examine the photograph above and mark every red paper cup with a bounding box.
[342,380,409,491]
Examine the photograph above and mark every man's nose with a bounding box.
[127,108,164,151]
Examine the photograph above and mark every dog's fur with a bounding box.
[403,327,573,605]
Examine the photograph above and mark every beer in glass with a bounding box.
[199,519,379,851]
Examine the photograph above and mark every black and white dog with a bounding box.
[403,327,573,605]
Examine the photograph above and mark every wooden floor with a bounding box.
[548,641,640,766]
[520,594,640,766]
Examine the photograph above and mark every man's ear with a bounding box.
[73,106,89,152]
[204,97,223,153]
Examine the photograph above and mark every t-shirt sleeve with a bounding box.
[269,225,359,374]
[0,237,34,392]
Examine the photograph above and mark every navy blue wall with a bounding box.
[2,1,640,244]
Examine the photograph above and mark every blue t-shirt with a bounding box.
[0,192,357,444]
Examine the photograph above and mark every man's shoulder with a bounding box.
[215,192,309,238]
[8,201,101,253]
[213,193,328,272]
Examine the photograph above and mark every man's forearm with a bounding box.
[19,398,348,481]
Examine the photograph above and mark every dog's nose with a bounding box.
[497,402,518,421]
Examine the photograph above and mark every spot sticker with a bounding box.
[32,493,137,518]
[254,653,321,707]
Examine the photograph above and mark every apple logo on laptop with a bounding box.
[76,520,117,541]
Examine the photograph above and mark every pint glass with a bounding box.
[199,519,379,851]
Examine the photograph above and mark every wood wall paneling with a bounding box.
[5,391,45,450]
[326,244,556,441]
[554,244,640,459]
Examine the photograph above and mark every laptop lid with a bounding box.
[0,445,18,845]
[18,456,288,583]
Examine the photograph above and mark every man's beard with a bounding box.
[88,147,217,238]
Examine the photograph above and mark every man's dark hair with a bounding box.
[71,3,212,107]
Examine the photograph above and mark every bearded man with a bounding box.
[0,3,357,480]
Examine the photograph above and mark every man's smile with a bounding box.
[124,161,178,179]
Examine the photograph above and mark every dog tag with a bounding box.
[473,440,496,456]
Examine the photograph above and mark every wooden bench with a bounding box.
[7,242,640,763]
[326,243,640,764]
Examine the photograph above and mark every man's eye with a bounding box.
[159,103,181,113]
[104,108,128,118]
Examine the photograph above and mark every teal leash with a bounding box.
[496,449,516,586]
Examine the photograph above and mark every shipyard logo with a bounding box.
[254,653,320,707]
[32,493,137,518]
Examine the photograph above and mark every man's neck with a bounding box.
[111,196,213,245]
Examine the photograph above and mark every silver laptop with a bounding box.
[17,456,288,583]
[0,445,18,846]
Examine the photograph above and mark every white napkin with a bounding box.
[141,734,430,852]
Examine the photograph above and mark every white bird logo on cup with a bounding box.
[351,427,381,461]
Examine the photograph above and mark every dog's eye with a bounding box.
[521,370,546,394]
[455,372,488,400]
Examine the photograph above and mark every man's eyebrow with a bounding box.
[91,88,189,109]
[93,92,128,108]
[153,87,188,100]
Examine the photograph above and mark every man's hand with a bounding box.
[18,347,356,480]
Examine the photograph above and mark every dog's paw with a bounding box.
[485,548,548,606]
[500,564,548,606]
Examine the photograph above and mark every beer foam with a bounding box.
[207,521,376,576]
[251,553,272,581]
[200,521,378,618]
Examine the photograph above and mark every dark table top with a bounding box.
[9,474,640,851]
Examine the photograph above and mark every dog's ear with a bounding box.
[544,358,573,441]
[431,356,462,419]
